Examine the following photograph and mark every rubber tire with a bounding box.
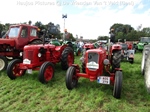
[61,47,74,70]
[7,59,26,80]
[38,62,54,84]
[65,66,78,90]
[113,71,123,99]
[144,52,150,93]
[112,50,121,72]
[67,42,73,50]
[129,58,134,64]
[0,56,8,71]
[141,45,150,75]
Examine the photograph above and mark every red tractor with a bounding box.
[65,42,123,99]
[6,38,74,83]
[0,24,43,71]
[83,42,100,51]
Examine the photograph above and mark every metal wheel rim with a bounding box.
[0,59,5,71]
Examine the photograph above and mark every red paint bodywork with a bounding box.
[126,41,133,50]
[73,44,122,85]
[19,44,69,70]
[109,43,122,56]
[83,43,95,50]
[0,24,42,57]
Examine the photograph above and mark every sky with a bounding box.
[0,0,150,39]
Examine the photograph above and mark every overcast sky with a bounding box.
[0,0,150,39]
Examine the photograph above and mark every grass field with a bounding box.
[0,52,150,112]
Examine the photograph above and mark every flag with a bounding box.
[62,14,67,18]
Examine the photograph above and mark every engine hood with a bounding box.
[0,39,15,46]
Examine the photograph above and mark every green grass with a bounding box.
[0,53,150,112]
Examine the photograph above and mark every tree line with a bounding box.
[97,23,150,42]
[0,22,150,42]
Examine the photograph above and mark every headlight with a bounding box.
[20,52,23,56]
[38,53,42,57]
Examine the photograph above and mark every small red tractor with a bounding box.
[65,41,123,99]
[83,42,99,51]
[0,24,43,71]
[6,26,74,84]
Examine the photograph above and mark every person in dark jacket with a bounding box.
[110,28,115,43]
[64,29,70,41]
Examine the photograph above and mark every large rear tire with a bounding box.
[61,47,74,70]
[112,50,121,72]
[7,59,26,80]
[38,62,54,84]
[65,66,78,90]
[141,45,150,75]
[113,71,123,99]
[0,56,8,71]
[144,52,150,93]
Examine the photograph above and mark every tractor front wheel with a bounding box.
[0,56,8,71]
[65,66,78,90]
[61,47,74,70]
[129,58,134,64]
[38,62,54,84]
[7,59,26,80]
[113,71,123,99]
[144,52,150,93]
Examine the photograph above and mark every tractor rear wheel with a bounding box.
[113,71,123,99]
[65,66,78,90]
[141,45,150,75]
[144,52,150,93]
[7,59,26,80]
[112,50,121,72]
[30,39,43,44]
[38,62,54,84]
[0,56,8,71]
[61,47,74,70]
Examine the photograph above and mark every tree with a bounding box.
[0,23,4,37]
[142,27,150,37]
[97,36,108,40]
[110,23,134,34]
[110,23,135,41]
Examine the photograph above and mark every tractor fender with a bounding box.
[111,44,122,50]
[55,45,67,51]
[29,38,43,43]
[71,64,80,72]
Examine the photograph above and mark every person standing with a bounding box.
[64,29,70,41]
[110,28,115,43]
